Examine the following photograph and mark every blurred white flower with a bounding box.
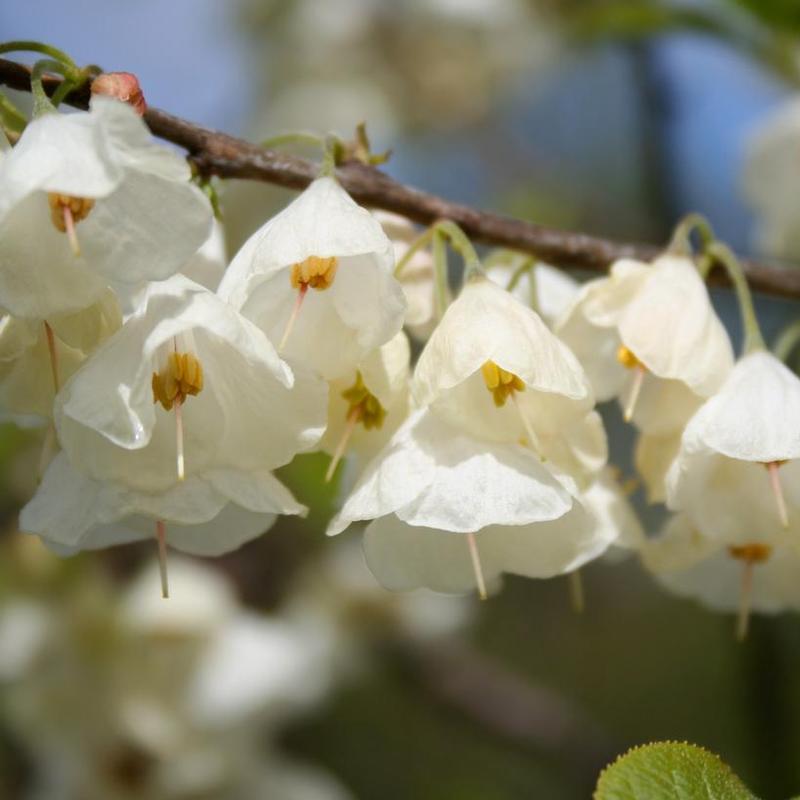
[556,254,733,433]
[0,96,212,319]
[0,556,348,799]
[666,350,800,544]
[743,97,800,259]
[219,176,406,380]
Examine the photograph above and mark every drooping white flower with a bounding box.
[643,513,800,638]
[666,350,800,543]
[320,330,411,482]
[556,254,733,432]
[413,275,605,485]
[0,96,212,320]
[327,408,607,595]
[54,275,327,493]
[20,451,305,558]
[0,289,121,420]
[374,211,436,340]
[487,253,580,327]
[219,176,406,380]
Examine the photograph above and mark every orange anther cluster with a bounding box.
[481,360,525,407]
[728,543,773,564]
[341,371,386,430]
[616,345,642,370]
[290,256,338,290]
[47,193,95,232]
[152,352,204,411]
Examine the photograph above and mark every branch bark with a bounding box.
[2,57,799,300]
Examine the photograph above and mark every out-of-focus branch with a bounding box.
[393,638,617,786]
[2,57,799,300]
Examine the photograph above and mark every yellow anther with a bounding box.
[341,371,386,430]
[616,345,642,370]
[152,352,204,411]
[47,193,95,232]
[481,360,524,407]
[728,543,772,564]
[290,255,339,291]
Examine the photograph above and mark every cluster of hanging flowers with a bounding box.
[3,50,799,637]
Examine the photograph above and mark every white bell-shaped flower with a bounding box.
[413,275,604,484]
[374,211,436,340]
[320,331,411,483]
[20,452,304,558]
[219,177,406,380]
[0,96,212,320]
[328,408,603,596]
[54,275,328,493]
[643,513,800,638]
[488,254,579,327]
[666,351,800,543]
[556,255,733,432]
[0,290,121,419]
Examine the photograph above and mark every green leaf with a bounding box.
[594,742,759,800]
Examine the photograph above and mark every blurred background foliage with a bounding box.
[1,1,800,798]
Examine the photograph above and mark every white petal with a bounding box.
[679,351,800,462]
[363,501,608,594]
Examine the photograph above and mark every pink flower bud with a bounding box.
[91,72,146,116]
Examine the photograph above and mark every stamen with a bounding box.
[568,570,585,614]
[48,193,95,257]
[155,520,169,599]
[175,398,185,481]
[43,321,59,393]
[279,283,308,352]
[466,532,488,601]
[623,365,646,422]
[736,559,754,643]
[765,461,789,528]
[325,406,362,483]
[481,360,525,407]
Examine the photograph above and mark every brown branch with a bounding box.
[2,57,799,300]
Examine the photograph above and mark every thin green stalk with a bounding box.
[669,212,715,258]
[773,320,800,363]
[432,229,450,320]
[707,242,765,354]
[435,219,482,278]
[506,257,535,293]
[318,134,339,178]
[30,59,68,116]
[0,40,77,69]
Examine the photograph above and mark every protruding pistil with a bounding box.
[279,256,339,351]
[617,346,646,422]
[764,460,789,528]
[728,542,772,641]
